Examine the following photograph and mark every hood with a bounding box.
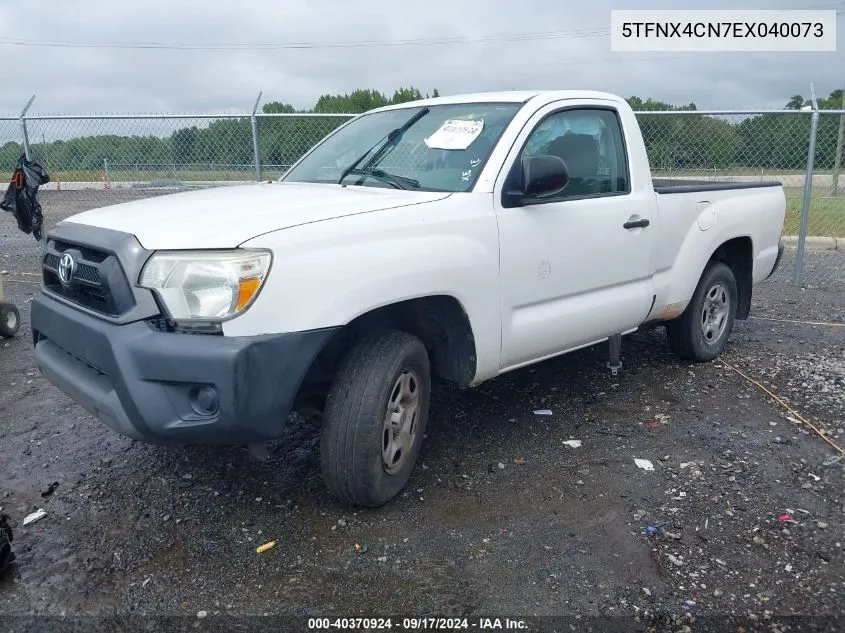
[62,182,451,250]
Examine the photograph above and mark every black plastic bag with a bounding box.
[0,513,14,576]
[1,153,50,241]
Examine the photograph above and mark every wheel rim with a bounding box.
[4,311,16,331]
[382,369,421,475]
[700,282,729,345]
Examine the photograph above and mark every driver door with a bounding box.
[494,102,657,370]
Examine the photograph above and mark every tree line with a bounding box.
[1,87,842,174]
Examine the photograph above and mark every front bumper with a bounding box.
[31,292,338,445]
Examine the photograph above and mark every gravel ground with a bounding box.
[0,192,843,633]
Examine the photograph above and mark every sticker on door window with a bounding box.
[425,119,484,150]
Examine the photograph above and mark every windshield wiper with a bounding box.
[343,168,420,190]
[338,107,430,185]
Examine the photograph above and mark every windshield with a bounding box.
[281,102,522,192]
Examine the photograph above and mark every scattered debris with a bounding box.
[642,587,652,597]
[255,540,276,554]
[720,360,845,458]
[40,482,59,498]
[778,514,792,522]
[533,409,553,416]
[634,459,655,471]
[513,458,526,465]
[354,543,361,551]
[595,429,630,437]
[497,463,505,470]
[141,577,151,588]
[665,553,684,567]
[817,521,828,530]
[646,525,658,535]
[22,509,47,525]
[562,440,582,448]
[679,462,692,469]
[197,611,207,618]
[808,473,821,481]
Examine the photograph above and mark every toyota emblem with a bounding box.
[58,253,76,286]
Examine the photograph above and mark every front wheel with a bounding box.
[666,262,738,362]
[320,329,431,507]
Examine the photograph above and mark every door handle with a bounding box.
[623,218,650,229]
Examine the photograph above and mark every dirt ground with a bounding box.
[0,192,844,633]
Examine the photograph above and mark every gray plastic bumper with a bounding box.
[31,292,338,445]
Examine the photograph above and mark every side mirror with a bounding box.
[503,155,570,207]
[522,155,570,198]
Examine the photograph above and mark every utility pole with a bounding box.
[833,86,845,196]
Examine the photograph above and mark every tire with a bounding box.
[666,262,737,362]
[0,303,20,338]
[320,329,431,507]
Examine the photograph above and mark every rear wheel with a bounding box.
[0,303,20,338]
[320,329,431,507]
[666,262,737,362]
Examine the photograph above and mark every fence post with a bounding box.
[832,87,845,196]
[794,106,820,285]
[19,95,35,160]
[251,91,263,182]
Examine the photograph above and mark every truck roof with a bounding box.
[368,90,627,113]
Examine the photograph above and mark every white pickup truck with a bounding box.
[32,90,786,507]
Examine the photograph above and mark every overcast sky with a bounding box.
[0,0,843,116]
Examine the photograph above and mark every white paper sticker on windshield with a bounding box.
[424,119,484,150]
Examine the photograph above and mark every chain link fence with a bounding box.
[1,106,843,291]
[638,109,845,289]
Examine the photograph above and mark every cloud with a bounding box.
[0,0,842,116]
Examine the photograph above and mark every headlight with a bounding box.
[139,250,271,323]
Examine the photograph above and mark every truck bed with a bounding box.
[653,179,782,195]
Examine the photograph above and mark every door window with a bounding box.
[518,108,630,200]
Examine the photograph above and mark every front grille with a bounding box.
[42,240,135,317]
[44,253,101,284]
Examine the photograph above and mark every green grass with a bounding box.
[652,168,811,178]
[784,192,845,237]
[48,169,268,183]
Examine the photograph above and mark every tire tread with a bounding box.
[666,261,737,362]
[320,329,428,507]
